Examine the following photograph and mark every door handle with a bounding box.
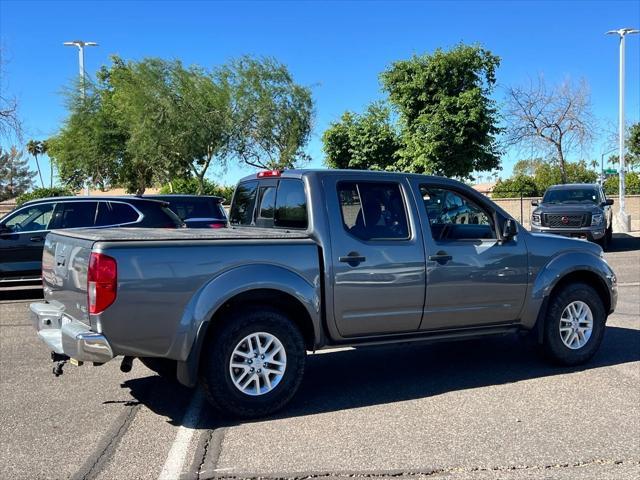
[30,236,44,242]
[428,252,452,264]
[339,252,366,266]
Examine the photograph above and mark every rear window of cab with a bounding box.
[229,178,308,229]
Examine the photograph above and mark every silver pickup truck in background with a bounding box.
[30,170,617,417]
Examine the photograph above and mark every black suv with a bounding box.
[530,183,614,249]
[0,196,183,285]
[146,195,227,228]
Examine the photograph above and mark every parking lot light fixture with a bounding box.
[63,40,98,98]
[606,28,639,232]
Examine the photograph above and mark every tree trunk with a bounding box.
[557,146,567,184]
[34,154,44,188]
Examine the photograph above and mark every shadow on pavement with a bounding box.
[609,233,640,253]
[121,325,639,429]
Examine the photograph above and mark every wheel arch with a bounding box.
[175,264,322,387]
[531,259,614,344]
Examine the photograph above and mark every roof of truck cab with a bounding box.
[50,226,311,243]
[238,168,459,184]
[545,183,598,190]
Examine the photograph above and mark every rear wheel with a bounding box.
[199,307,305,418]
[542,283,606,365]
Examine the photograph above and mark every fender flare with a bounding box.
[524,250,616,341]
[173,264,321,387]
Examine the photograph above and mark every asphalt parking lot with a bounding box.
[1,234,638,480]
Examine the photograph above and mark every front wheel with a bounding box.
[542,283,606,366]
[199,307,306,418]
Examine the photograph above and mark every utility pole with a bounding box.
[606,28,638,232]
[63,40,98,98]
[63,40,98,195]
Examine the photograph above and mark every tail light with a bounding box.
[88,252,117,314]
[257,170,281,178]
[208,223,226,229]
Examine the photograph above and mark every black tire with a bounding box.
[139,357,178,381]
[596,232,609,251]
[542,282,606,366]
[606,225,613,245]
[199,307,305,418]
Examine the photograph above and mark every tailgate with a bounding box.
[42,231,95,326]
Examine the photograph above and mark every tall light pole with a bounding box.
[63,40,98,98]
[606,28,638,232]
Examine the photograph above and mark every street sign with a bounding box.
[604,168,618,175]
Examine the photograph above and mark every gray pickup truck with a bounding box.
[530,183,614,249]
[30,170,617,417]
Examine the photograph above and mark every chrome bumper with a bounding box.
[30,302,114,364]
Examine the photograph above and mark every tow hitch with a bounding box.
[51,352,69,377]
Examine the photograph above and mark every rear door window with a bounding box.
[51,202,98,229]
[337,181,409,240]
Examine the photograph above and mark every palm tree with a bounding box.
[41,140,51,187]
[26,140,44,188]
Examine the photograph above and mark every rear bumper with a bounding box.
[30,302,114,364]
[530,225,605,241]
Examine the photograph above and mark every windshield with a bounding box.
[542,188,599,204]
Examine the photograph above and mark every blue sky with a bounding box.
[1,0,639,187]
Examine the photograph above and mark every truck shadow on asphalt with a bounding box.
[609,233,640,252]
[120,325,639,429]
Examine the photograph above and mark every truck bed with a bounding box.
[50,226,312,243]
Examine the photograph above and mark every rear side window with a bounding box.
[337,181,409,241]
[274,179,307,229]
[95,202,139,226]
[230,181,259,225]
[52,202,98,229]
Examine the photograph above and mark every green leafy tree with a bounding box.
[492,174,539,198]
[26,139,45,188]
[533,160,597,193]
[607,123,640,171]
[0,147,34,201]
[604,172,640,195]
[159,177,235,201]
[225,56,314,170]
[322,103,400,170]
[380,44,502,179]
[512,158,545,177]
[15,186,74,206]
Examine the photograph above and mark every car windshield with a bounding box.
[542,188,599,204]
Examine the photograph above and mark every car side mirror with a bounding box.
[603,199,614,206]
[531,200,539,206]
[501,219,517,242]
[0,224,11,234]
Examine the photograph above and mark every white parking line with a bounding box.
[157,388,204,480]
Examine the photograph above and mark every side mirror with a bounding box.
[0,224,11,234]
[501,219,518,242]
[604,199,614,206]
[531,200,539,206]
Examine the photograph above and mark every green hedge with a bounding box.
[16,187,75,206]
[603,172,640,196]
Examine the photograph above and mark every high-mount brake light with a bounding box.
[257,170,281,178]
[88,252,117,314]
